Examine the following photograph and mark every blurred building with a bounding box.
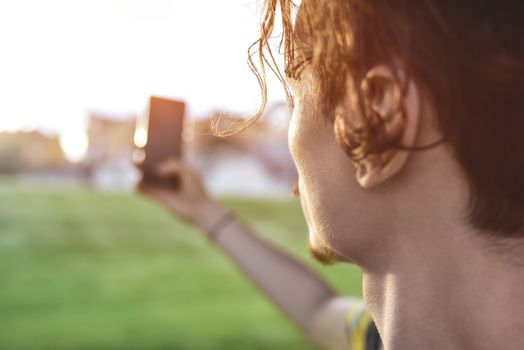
[0,131,66,174]
[84,113,139,191]
[79,103,296,197]
[186,111,297,198]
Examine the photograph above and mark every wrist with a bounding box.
[194,200,230,233]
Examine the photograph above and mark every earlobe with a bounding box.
[356,150,412,189]
[355,66,421,189]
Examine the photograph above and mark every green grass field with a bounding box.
[0,178,362,350]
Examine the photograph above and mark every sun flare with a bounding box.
[59,130,88,163]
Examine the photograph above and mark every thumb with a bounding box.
[155,158,184,177]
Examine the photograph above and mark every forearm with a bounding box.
[196,201,338,337]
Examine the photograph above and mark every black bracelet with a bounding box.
[207,210,235,242]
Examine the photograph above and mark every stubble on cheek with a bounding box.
[295,177,316,242]
[308,238,348,265]
[297,178,345,265]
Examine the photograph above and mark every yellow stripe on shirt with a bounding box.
[346,303,374,350]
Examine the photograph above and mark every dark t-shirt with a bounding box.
[345,303,383,350]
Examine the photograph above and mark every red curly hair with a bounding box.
[232,0,524,236]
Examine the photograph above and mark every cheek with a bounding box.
[297,178,311,225]
[288,112,313,227]
[287,102,320,174]
[288,108,339,235]
[290,111,366,248]
[288,105,303,165]
[288,107,326,236]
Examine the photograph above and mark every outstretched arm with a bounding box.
[138,159,361,350]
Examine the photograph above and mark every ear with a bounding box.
[356,65,421,189]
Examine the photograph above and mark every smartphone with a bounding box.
[140,96,185,186]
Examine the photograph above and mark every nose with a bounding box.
[291,176,300,197]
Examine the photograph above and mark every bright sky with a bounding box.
[0,0,287,159]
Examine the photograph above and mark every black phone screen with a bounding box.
[141,96,185,185]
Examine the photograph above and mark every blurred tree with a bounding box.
[0,144,24,174]
[0,131,66,174]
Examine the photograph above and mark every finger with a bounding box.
[156,158,184,176]
[137,182,168,202]
[137,184,188,217]
[136,179,154,195]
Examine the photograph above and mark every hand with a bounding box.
[137,158,227,231]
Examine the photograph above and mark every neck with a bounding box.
[363,223,524,350]
[359,142,524,349]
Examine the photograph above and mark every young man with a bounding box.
[140,1,524,349]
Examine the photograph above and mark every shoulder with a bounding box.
[309,297,383,350]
